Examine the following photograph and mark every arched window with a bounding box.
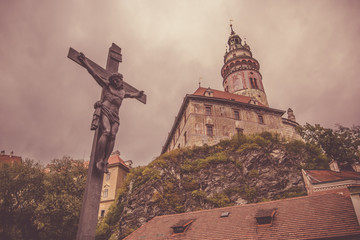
[250,78,255,88]
[254,78,259,89]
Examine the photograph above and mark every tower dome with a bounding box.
[221,24,269,107]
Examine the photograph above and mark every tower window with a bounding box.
[206,125,214,137]
[205,106,212,115]
[258,115,264,124]
[254,78,259,89]
[184,131,187,145]
[103,189,108,198]
[234,110,240,120]
[106,173,111,181]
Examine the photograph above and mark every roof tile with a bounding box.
[125,193,360,240]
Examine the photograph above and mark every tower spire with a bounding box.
[221,22,269,107]
[229,19,235,35]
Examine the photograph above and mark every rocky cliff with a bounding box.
[96,132,329,240]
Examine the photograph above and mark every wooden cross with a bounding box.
[67,43,146,240]
[68,43,146,104]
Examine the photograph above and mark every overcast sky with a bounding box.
[0,0,359,166]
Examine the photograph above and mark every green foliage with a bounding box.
[241,185,258,203]
[236,143,260,153]
[182,176,199,191]
[35,156,87,240]
[207,193,231,207]
[191,190,207,200]
[276,186,307,199]
[148,157,167,169]
[0,160,45,240]
[285,140,329,169]
[129,166,161,189]
[203,151,228,164]
[299,123,360,169]
[223,187,242,196]
[95,222,110,240]
[0,156,87,240]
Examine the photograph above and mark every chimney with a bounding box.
[0,150,5,155]
[125,160,133,168]
[112,150,120,156]
[10,151,13,157]
[329,160,340,172]
[352,162,360,172]
[287,108,296,122]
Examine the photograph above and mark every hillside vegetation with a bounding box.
[96,132,329,240]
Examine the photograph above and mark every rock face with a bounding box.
[96,133,328,240]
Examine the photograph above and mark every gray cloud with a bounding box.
[0,0,359,166]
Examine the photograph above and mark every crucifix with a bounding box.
[68,43,146,240]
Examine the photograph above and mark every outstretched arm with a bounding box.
[125,90,144,99]
[78,53,108,88]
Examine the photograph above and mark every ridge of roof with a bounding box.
[152,192,348,220]
[193,87,266,106]
[304,169,360,184]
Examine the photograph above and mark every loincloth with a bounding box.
[91,102,119,130]
[101,105,120,125]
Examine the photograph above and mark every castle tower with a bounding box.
[221,24,269,107]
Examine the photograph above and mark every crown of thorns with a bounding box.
[109,73,123,82]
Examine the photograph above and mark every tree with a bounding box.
[0,159,45,240]
[35,156,87,240]
[298,123,360,169]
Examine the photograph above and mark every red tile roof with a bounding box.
[125,193,360,240]
[0,154,22,165]
[193,87,267,107]
[107,154,129,170]
[304,170,360,184]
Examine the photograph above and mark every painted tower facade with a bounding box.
[221,25,268,107]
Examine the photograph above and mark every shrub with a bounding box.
[207,193,231,207]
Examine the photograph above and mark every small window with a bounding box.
[255,209,276,225]
[205,106,212,115]
[220,212,230,218]
[100,210,105,217]
[254,78,258,89]
[194,104,199,113]
[103,189,108,198]
[206,125,213,137]
[105,173,111,181]
[258,115,264,124]
[234,110,240,120]
[171,219,194,234]
[250,78,255,88]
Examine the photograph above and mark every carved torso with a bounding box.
[102,86,125,112]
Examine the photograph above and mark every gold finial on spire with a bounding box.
[229,19,235,34]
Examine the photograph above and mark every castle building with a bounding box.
[162,25,300,154]
[98,151,132,218]
[0,150,22,165]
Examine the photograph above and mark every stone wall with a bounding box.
[166,98,300,152]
